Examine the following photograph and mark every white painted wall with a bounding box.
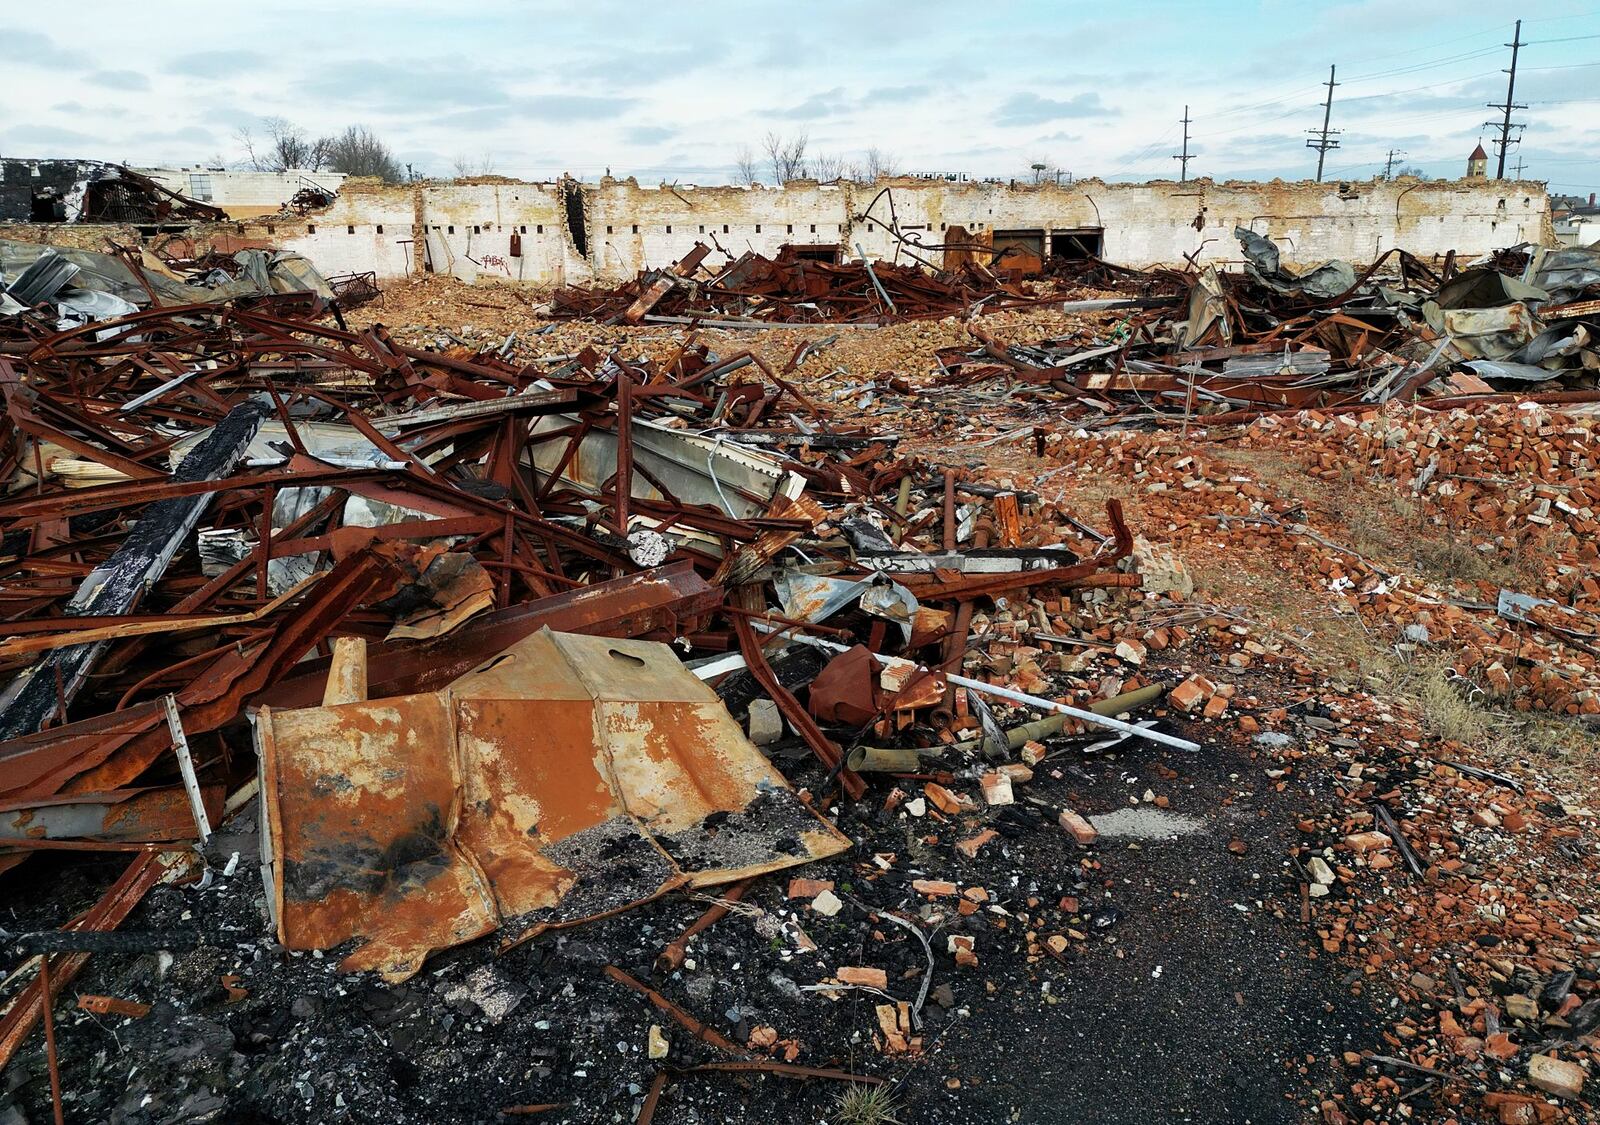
[224,175,1552,285]
[137,167,347,215]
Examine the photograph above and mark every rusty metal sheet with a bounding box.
[0,785,223,845]
[257,628,849,981]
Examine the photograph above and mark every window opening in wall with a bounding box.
[606,225,614,234]
[536,224,543,234]
[447,225,454,234]
[722,224,729,233]
[991,229,1045,275]
[755,224,761,233]
[307,224,315,233]
[666,225,672,233]
[473,225,481,234]
[699,225,705,233]
[780,243,839,264]
[1049,228,1104,263]
[631,224,638,234]
[376,224,383,234]
[187,173,213,201]
[787,224,793,234]
[266,224,275,234]
[810,224,816,233]
[347,225,355,234]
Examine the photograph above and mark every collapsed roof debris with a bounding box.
[549,242,1053,325]
[929,232,1600,427]
[0,223,1597,1124]
[0,159,225,225]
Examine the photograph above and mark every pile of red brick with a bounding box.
[1036,404,1600,716]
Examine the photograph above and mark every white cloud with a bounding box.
[0,0,1589,191]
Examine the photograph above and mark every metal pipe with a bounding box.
[739,626,1201,753]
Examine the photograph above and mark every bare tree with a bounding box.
[326,125,403,182]
[861,146,899,182]
[809,152,846,182]
[1393,164,1429,180]
[762,130,809,185]
[238,117,332,172]
[733,144,758,186]
[452,153,498,178]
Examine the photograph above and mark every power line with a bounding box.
[1307,65,1341,181]
[1340,45,1503,84]
[1484,19,1527,178]
[1173,106,1193,181]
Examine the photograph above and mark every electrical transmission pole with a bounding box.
[1384,148,1406,180]
[1173,106,1193,182]
[1513,155,1527,178]
[1306,65,1341,181]
[1484,19,1526,180]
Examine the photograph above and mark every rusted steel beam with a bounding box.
[731,613,865,801]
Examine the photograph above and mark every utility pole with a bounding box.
[1484,19,1526,180]
[1513,155,1527,178]
[1306,65,1341,181]
[1383,148,1406,180]
[1173,106,1193,182]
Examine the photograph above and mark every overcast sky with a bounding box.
[3,0,1596,195]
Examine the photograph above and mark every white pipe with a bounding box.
[701,626,1202,753]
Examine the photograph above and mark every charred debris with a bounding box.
[0,228,1597,1124]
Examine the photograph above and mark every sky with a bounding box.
[2,0,1597,196]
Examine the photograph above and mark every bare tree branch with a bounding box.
[809,152,845,182]
[733,144,758,186]
[762,130,809,185]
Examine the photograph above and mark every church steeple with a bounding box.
[1467,142,1488,179]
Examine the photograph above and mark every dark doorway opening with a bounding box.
[1051,228,1105,261]
[778,243,840,264]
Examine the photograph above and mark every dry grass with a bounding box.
[1412,663,1493,745]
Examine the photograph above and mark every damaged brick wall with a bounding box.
[8,175,1553,286]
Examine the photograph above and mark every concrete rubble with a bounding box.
[0,223,1596,1124]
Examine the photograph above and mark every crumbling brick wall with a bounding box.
[10,175,1552,286]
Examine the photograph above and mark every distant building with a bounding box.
[1553,191,1600,247]
[135,166,347,219]
[1466,143,1488,179]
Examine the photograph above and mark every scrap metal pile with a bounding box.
[13,162,226,226]
[936,231,1600,427]
[0,260,1172,1109]
[549,242,1050,325]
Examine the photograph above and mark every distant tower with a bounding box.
[1467,142,1488,179]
